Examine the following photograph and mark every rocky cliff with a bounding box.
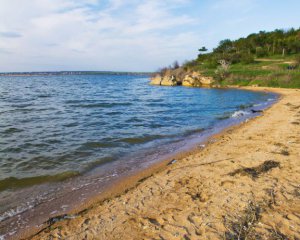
[150,69,215,87]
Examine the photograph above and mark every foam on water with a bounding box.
[231,110,251,118]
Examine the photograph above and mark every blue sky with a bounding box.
[0,0,299,72]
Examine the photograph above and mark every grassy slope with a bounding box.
[197,54,300,88]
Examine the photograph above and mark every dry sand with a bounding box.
[29,87,300,240]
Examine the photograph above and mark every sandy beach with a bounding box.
[28,87,300,240]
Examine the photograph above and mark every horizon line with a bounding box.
[0,70,153,76]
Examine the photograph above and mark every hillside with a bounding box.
[198,55,300,88]
[153,28,300,88]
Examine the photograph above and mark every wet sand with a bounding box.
[28,87,300,239]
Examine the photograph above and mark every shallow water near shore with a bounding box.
[0,73,277,238]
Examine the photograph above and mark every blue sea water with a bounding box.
[0,74,276,187]
[0,73,277,237]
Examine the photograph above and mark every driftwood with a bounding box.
[251,109,263,113]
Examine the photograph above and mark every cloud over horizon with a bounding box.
[0,0,299,72]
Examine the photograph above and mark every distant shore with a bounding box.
[26,87,300,240]
[0,71,152,77]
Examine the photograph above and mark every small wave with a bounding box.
[68,102,132,108]
[82,157,115,173]
[183,128,204,136]
[37,94,52,98]
[10,103,33,108]
[231,110,250,118]
[238,103,253,109]
[0,171,80,192]
[81,141,119,149]
[63,122,79,128]
[0,203,33,222]
[145,102,169,107]
[125,117,143,123]
[1,146,22,154]
[117,135,164,144]
[216,115,231,120]
[105,111,122,116]
[253,103,262,107]
[0,189,58,223]
[149,123,164,128]
[3,127,23,134]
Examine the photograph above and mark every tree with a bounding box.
[198,46,208,52]
[172,61,180,69]
[198,46,208,59]
[215,59,231,80]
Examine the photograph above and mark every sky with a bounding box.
[0,0,299,72]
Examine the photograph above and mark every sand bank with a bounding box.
[29,87,300,240]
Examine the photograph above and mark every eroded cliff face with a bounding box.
[182,72,214,87]
[150,69,215,87]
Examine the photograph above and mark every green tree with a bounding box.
[198,46,208,52]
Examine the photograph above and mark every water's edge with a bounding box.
[1,88,279,240]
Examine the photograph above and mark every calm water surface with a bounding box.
[0,74,277,238]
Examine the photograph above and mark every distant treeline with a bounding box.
[185,28,300,69]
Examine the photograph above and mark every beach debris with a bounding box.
[46,214,77,225]
[137,175,152,183]
[145,217,161,227]
[293,187,300,198]
[199,144,205,148]
[224,201,261,240]
[50,210,58,215]
[228,160,280,179]
[271,148,290,156]
[268,229,289,240]
[250,109,263,113]
[167,159,177,165]
[280,149,290,156]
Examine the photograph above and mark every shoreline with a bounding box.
[8,88,270,240]
[9,87,300,239]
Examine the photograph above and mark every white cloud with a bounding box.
[0,31,22,38]
[0,0,200,72]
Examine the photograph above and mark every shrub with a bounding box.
[295,55,300,66]
[206,58,218,68]
[172,61,180,69]
[214,59,231,81]
[241,52,255,64]
[256,47,269,58]
[221,53,240,64]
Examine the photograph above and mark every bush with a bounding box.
[172,61,180,69]
[241,52,255,64]
[256,47,269,58]
[214,60,231,81]
[197,54,208,62]
[295,55,300,66]
[216,53,252,64]
[206,58,218,68]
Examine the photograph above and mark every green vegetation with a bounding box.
[167,28,300,88]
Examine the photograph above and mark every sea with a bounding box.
[0,73,277,238]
